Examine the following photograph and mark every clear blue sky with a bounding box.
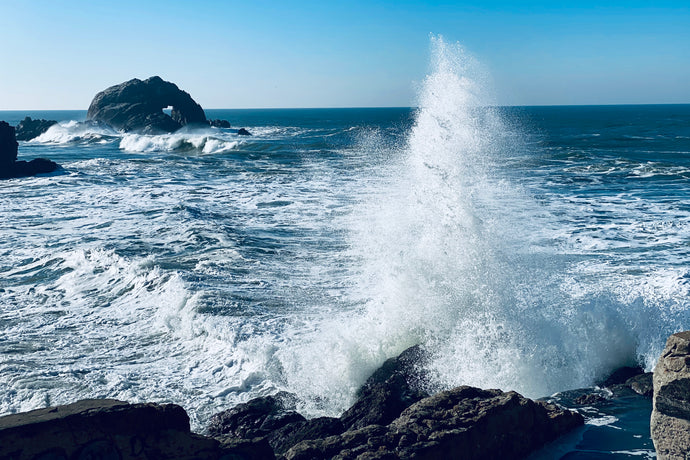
[1,1,688,109]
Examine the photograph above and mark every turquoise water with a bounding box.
[2,43,689,457]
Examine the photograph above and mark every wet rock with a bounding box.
[210,119,231,128]
[627,372,654,397]
[207,395,305,439]
[268,416,344,455]
[0,399,220,460]
[340,344,430,431]
[574,392,607,406]
[285,386,584,460]
[0,121,59,179]
[237,128,252,136]
[87,76,207,134]
[602,365,646,387]
[0,121,19,169]
[15,116,57,141]
[652,331,690,459]
[218,436,276,460]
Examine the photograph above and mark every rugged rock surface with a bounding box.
[284,386,584,460]
[652,331,690,459]
[340,344,430,431]
[0,121,59,179]
[210,119,232,128]
[0,399,217,460]
[207,394,305,440]
[205,345,582,459]
[0,121,18,168]
[87,76,208,134]
[15,116,57,141]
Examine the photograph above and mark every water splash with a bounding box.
[274,36,673,414]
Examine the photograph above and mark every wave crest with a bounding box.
[120,132,240,154]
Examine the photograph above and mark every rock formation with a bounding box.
[0,121,19,168]
[87,76,208,134]
[0,346,584,459]
[15,116,57,141]
[284,386,583,460]
[237,128,252,136]
[209,119,232,128]
[0,121,59,179]
[207,345,583,459]
[652,331,690,459]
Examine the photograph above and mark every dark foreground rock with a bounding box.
[1,347,584,460]
[0,121,59,179]
[15,116,57,141]
[206,345,582,459]
[0,399,275,460]
[1,120,18,167]
[652,331,690,459]
[87,76,208,134]
[284,386,583,460]
[0,399,216,460]
[340,344,429,431]
[237,128,252,136]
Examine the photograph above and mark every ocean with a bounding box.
[2,42,689,458]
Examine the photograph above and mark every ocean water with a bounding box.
[2,38,689,456]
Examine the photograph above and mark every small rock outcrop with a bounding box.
[15,116,57,141]
[340,344,429,431]
[237,128,252,136]
[209,119,231,128]
[87,76,208,134]
[652,331,690,459]
[0,121,59,179]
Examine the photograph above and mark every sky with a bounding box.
[1,0,689,109]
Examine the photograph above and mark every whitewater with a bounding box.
[2,36,690,442]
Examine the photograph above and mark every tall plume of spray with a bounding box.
[277,36,642,416]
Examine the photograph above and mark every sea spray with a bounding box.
[274,36,660,415]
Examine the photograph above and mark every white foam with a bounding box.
[119,132,239,154]
[32,120,119,144]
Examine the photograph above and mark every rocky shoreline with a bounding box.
[6,334,684,460]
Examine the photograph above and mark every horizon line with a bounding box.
[1,102,690,112]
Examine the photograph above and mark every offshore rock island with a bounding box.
[87,76,208,134]
[86,76,250,135]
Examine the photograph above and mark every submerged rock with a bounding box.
[15,116,57,141]
[652,331,690,459]
[0,121,59,179]
[87,76,208,134]
[237,127,252,136]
